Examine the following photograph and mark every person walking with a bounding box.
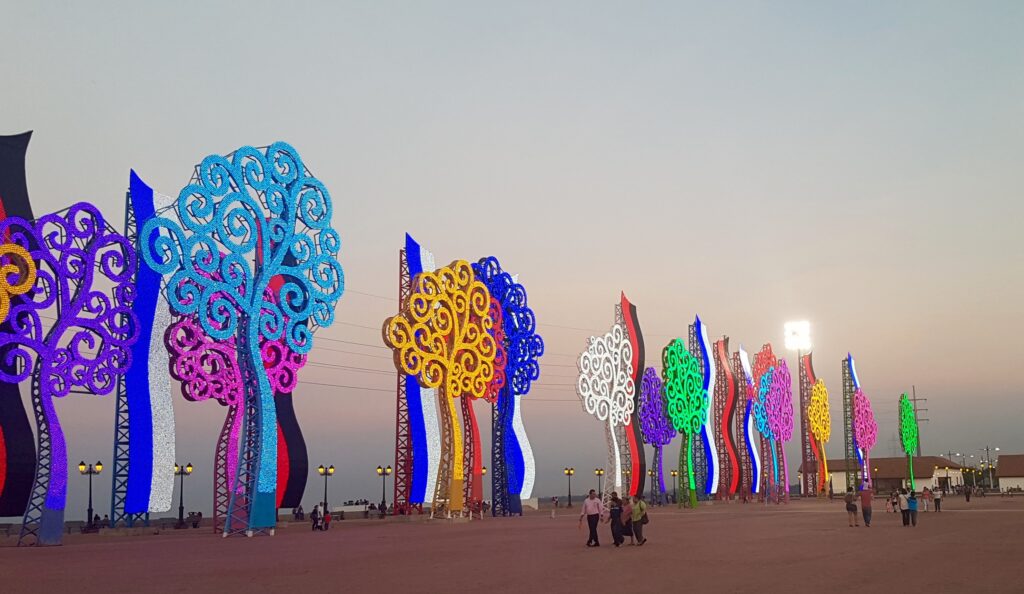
[578,489,603,547]
[859,483,874,527]
[907,491,919,527]
[844,488,859,527]
[922,487,931,512]
[934,487,943,512]
[323,505,332,531]
[606,492,625,547]
[622,497,634,545]
[965,486,972,503]
[631,495,648,545]
[311,504,320,531]
[898,489,910,526]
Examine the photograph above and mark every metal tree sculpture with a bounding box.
[142,142,344,534]
[471,256,543,516]
[383,260,496,517]
[0,204,138,546]
[767,360,794,499]
[808,379,831,494]
[898,392,918,489]
[577,321,634,503]
[662,338,706,509]
[853,388,877,487]
[754,367,777,495]
[638,366,674,503]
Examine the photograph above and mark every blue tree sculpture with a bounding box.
[142,142,343,534]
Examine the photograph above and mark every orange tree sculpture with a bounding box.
[383,260,496,517]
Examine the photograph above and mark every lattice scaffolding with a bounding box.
[798,353,817,497]
[392,248,416,515]
[842,357,859,495]
[732,351,753,501]
[712,337,733,499]
[687,322,708,502]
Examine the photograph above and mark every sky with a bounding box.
[2,1,1022,518]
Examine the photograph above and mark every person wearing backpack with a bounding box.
[844,487,859,527]
[630,495,648,545]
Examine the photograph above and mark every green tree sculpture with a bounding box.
[661,338,707,509]
[898,392,919,489]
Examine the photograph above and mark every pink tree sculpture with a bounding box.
[853,388,877,486]
[766,360,794,500]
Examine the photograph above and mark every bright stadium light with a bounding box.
[784,321,811,352]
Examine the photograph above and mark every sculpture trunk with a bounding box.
[447,394,464,513]
[818,439,829,495]
[907,454,914,490]
[686,432,697,509]
[603,420,618,503]
[36,388,65,545]
[242,316,277,529]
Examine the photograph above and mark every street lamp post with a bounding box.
[173,462,193,529]
[78,461,103,530]
[317,464,335,510]
[647,468,657,503]
[979,446,999,491]
[594,468,604,498]
[564,467,575,507]
[670,469,678,504]
[376,465,392,512]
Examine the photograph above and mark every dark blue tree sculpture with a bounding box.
[142,142,343,535]
[472,257,543,516]
[0,203,138,546]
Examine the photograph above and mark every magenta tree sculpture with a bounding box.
[638,366,675,503]
[853,388,877,486]
[0,204,138,546]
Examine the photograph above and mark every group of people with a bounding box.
[844,484,945,528]
[578,489,649,548]
[310,503,332,531]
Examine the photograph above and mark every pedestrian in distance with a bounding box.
[311,504,320,531]
[605,492,625,547]
[631,495,648,545]
[323,505,332,530]
[898,488,910,526]
[578,489,604,547]
[965,486,971,503]
[907,490,919,527]
[860,483,873,527]
[890,490,899,513]
[922,487,931,512]
[934,487,943,512]
[844,487,859,527]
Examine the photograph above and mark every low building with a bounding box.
[996,454,1024,491]
[798,456,963,495]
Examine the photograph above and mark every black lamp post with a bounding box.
[318,464,335,509]
[670,469,678,504]
[174,462,193,529]
[376,465,392,511]
[564,467,575,507]
[78,460,103,529]
[647,468,657,502]
[594,468,604,497]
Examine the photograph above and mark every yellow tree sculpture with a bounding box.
[808,379,831,495]
[383,260,496,517]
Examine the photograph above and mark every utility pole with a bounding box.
[910,386,929,458]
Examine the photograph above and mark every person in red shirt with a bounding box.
[859,483,874,527]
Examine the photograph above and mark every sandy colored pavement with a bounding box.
[1,496,1021,593]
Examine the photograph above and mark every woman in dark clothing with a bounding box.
[606,492,624,547]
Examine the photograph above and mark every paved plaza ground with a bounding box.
[1,495,1020,593]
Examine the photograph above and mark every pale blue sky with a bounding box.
[2,2,1022,515]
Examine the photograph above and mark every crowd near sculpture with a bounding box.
[661,338,707,509]
[576,313,634,503]
[143,142,344,536]
[808,379,832,495]
[383,260,496,517]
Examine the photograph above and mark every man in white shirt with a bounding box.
[579,490,604,547]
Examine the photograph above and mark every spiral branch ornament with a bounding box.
[0,243,36,324]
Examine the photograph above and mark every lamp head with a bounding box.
[318,465,326,476]
[328,465,335,476]
[377,465,384,476]
[78,461,87,474]
[185,463,192,475]
[94,461,103,473]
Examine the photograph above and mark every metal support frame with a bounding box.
[712,337,735,499]
[841,358,859,494]
[109,190,148,529]
[491,387,511,516]
[686,323,708,501]
[461,396,480,516]
[212,403,239,534]
[223,331,265,537]
[798,353,817,497]
[732,352,753,501]
[431,389,455,519]
[392,248,418,515]
[17,359,49,546]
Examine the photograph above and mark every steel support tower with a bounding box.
[391,248,418,515]
[712,338,735,499]
[109,190,148,529]
[491,388,511,516]
[841,357,859,494]
[732,351,752,501]
[212,404,239,533]
[798,353,817,497]
[686,323,708,502]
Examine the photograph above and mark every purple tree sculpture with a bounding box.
[0,203,138,546]
[767,360,794,500]
[853,388,877,486]
[638,366,675,503]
